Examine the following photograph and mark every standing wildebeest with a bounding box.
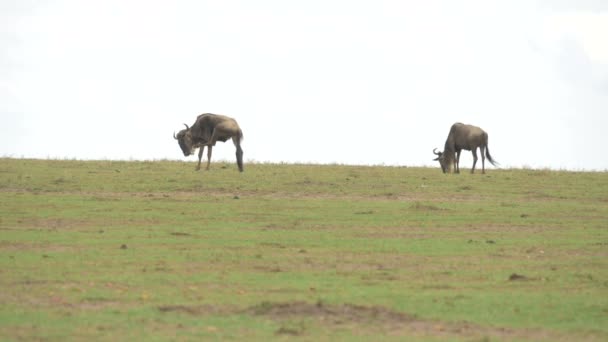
[174,113,244,172]
[433,122,498,174]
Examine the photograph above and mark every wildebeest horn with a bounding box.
[183,123,190,131]
[173,131,177,140]
[433,148,440,155]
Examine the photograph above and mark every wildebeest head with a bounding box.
[174,124,195,157]
[433,148,453,174]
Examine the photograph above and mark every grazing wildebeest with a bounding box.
[433,122,498,174]
[174,113,244,172]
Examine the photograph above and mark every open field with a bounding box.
[1,158,607,341]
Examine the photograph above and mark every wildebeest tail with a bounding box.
[485,145,498,167]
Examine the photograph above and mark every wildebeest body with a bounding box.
[174,113,244,172]
[433,123,497,174]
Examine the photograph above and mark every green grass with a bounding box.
[1,158,607,341]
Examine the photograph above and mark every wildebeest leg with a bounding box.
[206,146,213,170]
[455,150,462,174]
[233,136,244,172]
[471,148,478,174]
[203,121,241,146]
[199,128,221,148]
[196,147,205,171]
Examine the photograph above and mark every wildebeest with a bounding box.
[433,122,498,174]
[174,113,244,172]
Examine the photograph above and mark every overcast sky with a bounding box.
[1,0,607,170]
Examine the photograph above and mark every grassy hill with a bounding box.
[1,158,607,341]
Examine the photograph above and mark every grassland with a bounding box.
[0,158,607,341]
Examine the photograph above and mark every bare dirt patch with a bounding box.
[509,273,533,281]
[410,201,446,211]
[78,297,122,310]
[6,217,96,231]
[157,304,235,316]
[244,301,587,340]
[247,301,413,324]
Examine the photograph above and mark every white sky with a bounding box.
[1,0,607,170]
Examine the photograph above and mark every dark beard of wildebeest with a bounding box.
[173,113,244,172]
[433,122,498,174]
